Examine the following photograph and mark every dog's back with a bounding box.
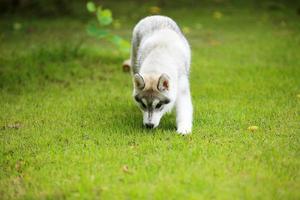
[133,15,182,39]
[131,16,190,75]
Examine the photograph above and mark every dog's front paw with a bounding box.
[176,124,192,135]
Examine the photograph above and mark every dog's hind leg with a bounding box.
[122,59,131,72]
[176,76,193,135]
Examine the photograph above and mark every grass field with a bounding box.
[0,2,300,199]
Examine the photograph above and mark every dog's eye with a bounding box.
[155,103,162,109]
[141,102,147,109]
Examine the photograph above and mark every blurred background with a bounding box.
[1,0,300,17]
[0,0,299,18]
[0,0,299,87]
[0,0,300,91]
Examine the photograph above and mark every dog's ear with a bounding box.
[134,74,145,90]
[157,74,169,92]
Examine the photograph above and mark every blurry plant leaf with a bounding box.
[110,35,130,52]
[87,24,109,38]
[113,20,121,29]
[110,35,122,45]
[149,6,161,14]
[119,40,130,52]
[86,2,130,54]
[213,11,223,19]
[13,22,22,31]
[87,2,96,13]
[182,26,191,34]
[96,6,102,19]
[97,8,113,26]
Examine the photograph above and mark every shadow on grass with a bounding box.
[78,101,177,136]
[114,106,177,135]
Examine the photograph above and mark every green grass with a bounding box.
[1,3,300,200]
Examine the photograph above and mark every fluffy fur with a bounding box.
[130,15,193,134]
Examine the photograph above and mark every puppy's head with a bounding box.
[133,73,171,129]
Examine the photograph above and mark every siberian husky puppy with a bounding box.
[130,15,193,134]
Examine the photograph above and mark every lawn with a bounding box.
[0,2,300,199]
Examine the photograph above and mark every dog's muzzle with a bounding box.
[145,123,154,129]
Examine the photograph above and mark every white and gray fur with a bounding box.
[131,15,193,134]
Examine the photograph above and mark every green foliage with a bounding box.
[110,35,130,51]
[87,23,109,38]
[13,22,22,31]
[86,1,96,13]
[97,8,113,26]
[86,1,130,53]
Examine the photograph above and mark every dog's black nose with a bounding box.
[145,123,154,129]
